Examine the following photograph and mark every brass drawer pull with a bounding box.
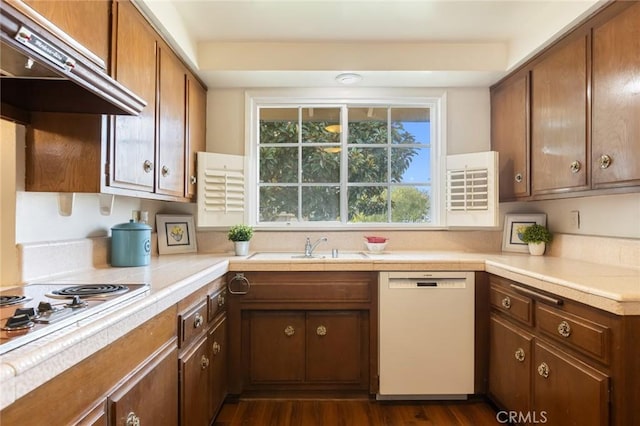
[316,325,327,336]
[284,325,295,337]
[570,160,581,173]
[193,313,204,329]
[212,341,221,355]
[599,154,612,169]
[200,355,210,370]
[514,348,526,362]
[537,362,550,378]
[514,173,523,183]
[217,293,225,307]
[126,412,141,426]
[558,320,572,338]
[501,296,511,310]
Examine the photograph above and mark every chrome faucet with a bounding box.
[304,237,328,257]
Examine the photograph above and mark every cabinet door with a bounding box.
[23,0,110,66]
[110,0,156,192]
[531,34,589,195]
[533,342,609,426]
[186,74,207,200]
[179,334,211,426]
[157,45,186,197]
[592,2,640,189]
[209,316,227,420]
[488,314,533,416]
[491,72,530,200]
[248,311,305,383]
[108,343,178,426]
[306,311,366,383]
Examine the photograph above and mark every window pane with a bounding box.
[302,186,340,221]
[348,147,387,182]
[392,147,430,183]
[390,186,431,223]
[347,186,388,222]
[348,107,387,145]
[260,147,298,183]
[259,186,298,222]
[302,107,340,143]
[260,108,298,144]
[391,108,430,145]
[302,147,340,183]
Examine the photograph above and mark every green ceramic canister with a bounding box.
[111,220,152,266]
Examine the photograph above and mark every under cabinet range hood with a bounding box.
[0,0,146,118]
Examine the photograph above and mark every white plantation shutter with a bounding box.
[197,152,246,227]
[445,151,499,227]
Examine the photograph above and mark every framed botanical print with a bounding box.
[156,214,197,254]
[502,213,547,253]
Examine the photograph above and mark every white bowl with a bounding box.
[365,241,388,252]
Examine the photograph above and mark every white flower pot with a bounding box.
[234,241,250,256]
[528,242,546,256]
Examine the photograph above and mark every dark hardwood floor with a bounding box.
[213,398,501,425]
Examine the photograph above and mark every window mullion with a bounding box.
[298,106,303,221]
[340,106,348,224]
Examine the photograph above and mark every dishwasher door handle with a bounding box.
[416,281,438,287]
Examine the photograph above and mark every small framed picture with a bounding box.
[156,214,197,255]
[502,213,547,253]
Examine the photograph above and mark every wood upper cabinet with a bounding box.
[157,44,186,197]
[109,0,157,193]
[186,74,207,200]
[591,1,640,189]
[22,0,110,67]
[491,72,530,200]
[531,33,589,195]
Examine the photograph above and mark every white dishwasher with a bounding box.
[378,271,475,400]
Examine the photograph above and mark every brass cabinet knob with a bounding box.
[143,160,153,173]
[190,175,197,184]
[212,341,221,355]
[570,160,581,173]
[217,294,225,307]
[316,325,327,336]
[284,325,295,337]
[161,165,170,177]
[193,313,204,329]
[126,412,141,426]
[557,320,572,338]
[537,362,550,378]
[514,173,523,183]
[201,354,210,370]
[599,154,612,169]
[514,348,526,362]
[501,296,511,310]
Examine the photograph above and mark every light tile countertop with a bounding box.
[1,250,639,410]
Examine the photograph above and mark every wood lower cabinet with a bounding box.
[488,275,640,426]
[489,314,533,416]
[532,341,609,426]
[247,310,367,387]
[178,284,228,426]
[228,271,376,395]
[108,341,179,426]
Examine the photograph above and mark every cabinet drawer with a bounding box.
[536,304,610,364]
[179,301,208,349]
[208,288,227,322]
[490,284,533,326]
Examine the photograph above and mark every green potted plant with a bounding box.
[228,224,254,256]
[520,223,552,256]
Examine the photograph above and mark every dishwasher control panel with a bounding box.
[388,279,466,289]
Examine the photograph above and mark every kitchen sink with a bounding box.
[247,251,369,260]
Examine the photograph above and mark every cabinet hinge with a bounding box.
[104,162,110,177]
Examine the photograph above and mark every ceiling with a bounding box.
[148,0,603,89]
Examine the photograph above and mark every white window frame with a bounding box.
[245,89,448,229]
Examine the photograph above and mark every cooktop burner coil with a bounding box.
[0,295,32,307]
[50,284,130,298]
